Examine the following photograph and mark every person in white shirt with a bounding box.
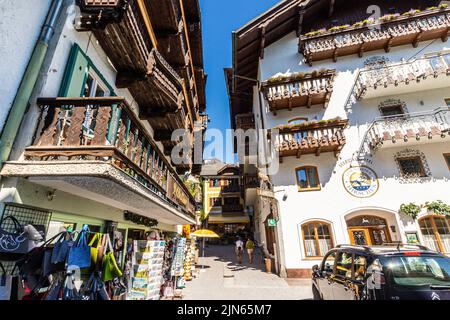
[235,237,244,264]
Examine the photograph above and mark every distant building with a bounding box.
[200,161,249,241]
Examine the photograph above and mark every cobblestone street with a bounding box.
[182,245,312,300]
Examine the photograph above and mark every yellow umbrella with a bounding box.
[191,229,220,238]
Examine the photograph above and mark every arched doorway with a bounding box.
[346,215,392,245]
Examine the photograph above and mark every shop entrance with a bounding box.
[346,215,391,245]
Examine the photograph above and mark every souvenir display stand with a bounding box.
[127,240,165,300]
[183,238,196,281]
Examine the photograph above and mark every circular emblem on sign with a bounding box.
[342,166,379,198]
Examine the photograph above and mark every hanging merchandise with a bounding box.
[45,273,80,301]
[127,240,165,300]
[51,231,75,265]
[171,237,186,278]
[80,271,110,300]
[67,225,91,269]
[0,262,12,300]
[17,231,66,294]
[89,233,106,268]
[183,238,196,281]
[0,216,43,261]
[102,234,123,282]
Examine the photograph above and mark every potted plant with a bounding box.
[424,200,450,216]
[399,203,421,220]
[439,3,448,10]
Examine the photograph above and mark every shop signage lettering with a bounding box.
[124,211,158,228]
[173,183,189,207]
[337,157,373,168]
[342,166,379,198]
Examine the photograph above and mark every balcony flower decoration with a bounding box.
[379,13,400,22]
[302,6,448,40]
[399,203,421,220]
[424,200,450,216]
[329,24,351,33]
[273,117,343,132]
[266,68,333,83]
[402,9,421,17]
[304,28,326,38]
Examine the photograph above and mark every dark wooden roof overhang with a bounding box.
[228,0,327,129]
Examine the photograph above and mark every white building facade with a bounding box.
[228,0,450,278]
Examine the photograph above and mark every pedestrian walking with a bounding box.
[246,238,255,263]
[235,237,244,264]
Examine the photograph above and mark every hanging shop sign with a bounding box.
[267,219,277,227]
[124,211,158,228]
[172,183,189,207]
[182,225,191,238]
[342,166,379,198]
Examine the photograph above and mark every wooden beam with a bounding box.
[259,25,266,59]
[329,0,335,17]
[137,0,158,48]
[315,146,322,157]
[116,70,146,88]
[413,31,423,48]
[296,6,306,37]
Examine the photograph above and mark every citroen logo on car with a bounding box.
[431,292,441,300]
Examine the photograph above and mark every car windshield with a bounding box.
[381,255,450,287]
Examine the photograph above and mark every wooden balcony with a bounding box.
[24,97,196,217]
[75,0,194,144]
[221,185,241,193]
[261,70,335,114]
[270,118,348,160]
[300,7,450,65]
[235,113,255,130]
[352,52,450,101]
[222,204,244,214]
[360,108,450,155]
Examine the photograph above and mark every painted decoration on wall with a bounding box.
[342,166,379,198]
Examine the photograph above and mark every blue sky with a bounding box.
[200,0,279,163]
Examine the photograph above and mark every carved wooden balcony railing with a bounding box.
[25,97,196,217]
[75,0,194,144]
[300,8,450,65]
[358,108,450,158]
[243,174,274,196]
[270,118,348,160]
[261,70,335,114]
[235,113,255,130]
[352,53,450,101]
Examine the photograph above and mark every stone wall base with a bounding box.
[286,269,311,278]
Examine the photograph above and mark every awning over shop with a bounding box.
[208,215,250,224]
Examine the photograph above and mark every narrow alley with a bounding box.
[182,245,312,300]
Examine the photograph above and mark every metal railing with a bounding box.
[354,53,450,100]
[357,107,450,160]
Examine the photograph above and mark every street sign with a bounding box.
[267,219,277,227]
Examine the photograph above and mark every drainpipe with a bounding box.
[0,0,64,168]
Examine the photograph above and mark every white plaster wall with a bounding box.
[256,31,450,270]
[0,0,51,132]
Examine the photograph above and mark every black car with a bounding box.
[312,244,450,300]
